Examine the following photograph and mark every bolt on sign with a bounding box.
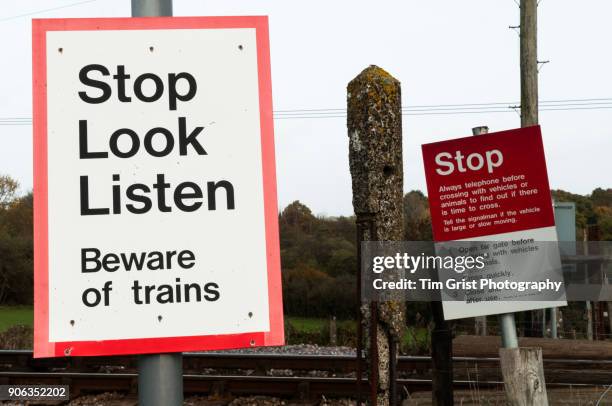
[32,17,283,357]
[422,126,566,320]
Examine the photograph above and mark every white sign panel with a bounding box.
[33,17,283,357]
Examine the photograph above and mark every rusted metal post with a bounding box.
[356,228,365,404]
[348,65,405,406]
[431,301,453,405]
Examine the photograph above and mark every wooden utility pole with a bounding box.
[520,0,538,127]
[498,1,549,404]
[348,65,405,406]
[521,0,539,344]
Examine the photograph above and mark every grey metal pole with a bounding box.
[130,2,182,405]
[131,0,172,17]
[472,126,519,349]
[138,354,183,406]
[499,313,519,348]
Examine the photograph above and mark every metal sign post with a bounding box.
[130,2,182,405]
[132,0,172,17]
[138,353,183,406]
[471,126,520,350]
[499,313,519,348]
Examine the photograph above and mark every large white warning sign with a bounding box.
[33,17,283,357]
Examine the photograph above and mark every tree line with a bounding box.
[0,175,32,304]
[1,174,611,316]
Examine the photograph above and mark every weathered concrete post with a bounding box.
[348,65,405,406]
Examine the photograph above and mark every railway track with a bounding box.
[0,351,610,399]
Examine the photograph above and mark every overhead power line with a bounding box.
[273,97,612,113]
[272,98,612,119]
[1,97,612,125]
[0,0,98,23]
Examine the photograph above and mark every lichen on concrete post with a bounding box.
[347,65,405,406]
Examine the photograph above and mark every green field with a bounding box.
[0,306,33,332]
[287,317,328,333]
[0,310,429,353]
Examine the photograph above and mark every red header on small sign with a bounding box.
[422,126,555,241]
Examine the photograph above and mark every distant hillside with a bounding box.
[1,170,610,315]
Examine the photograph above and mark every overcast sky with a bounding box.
[1,0,611,216]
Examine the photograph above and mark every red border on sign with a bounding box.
[32,16,283,358]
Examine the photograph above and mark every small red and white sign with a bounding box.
[422,126,555,242]
[33,17,283,357]
[422,126,565,319]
